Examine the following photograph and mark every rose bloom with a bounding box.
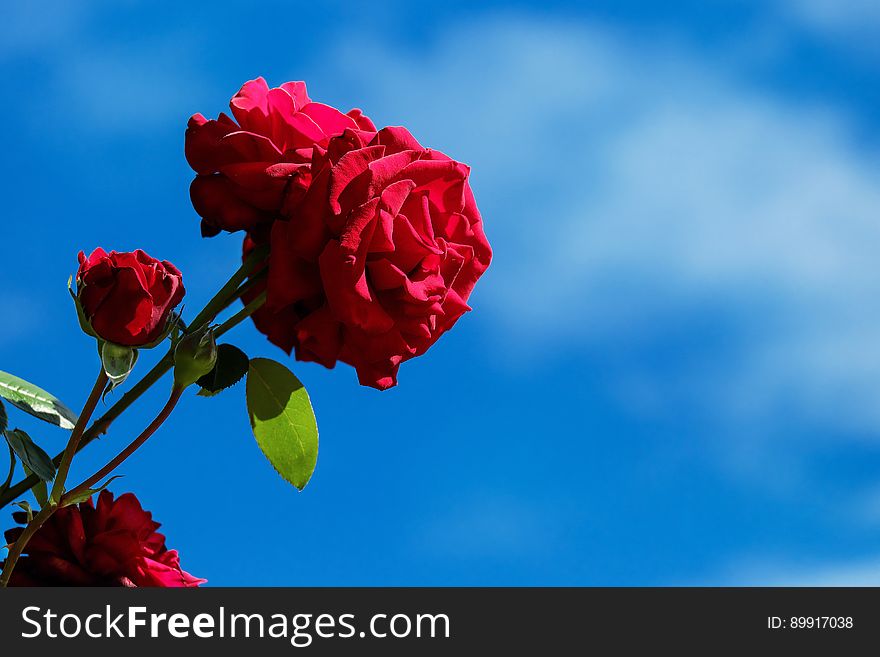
[2,491,204,587]
[248,126,492,390]
[186,77,375,237]
[76,248,185,347]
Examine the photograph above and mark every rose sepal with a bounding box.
[67,276,99,340]
[138,310,183,350]
[59,475,123,508]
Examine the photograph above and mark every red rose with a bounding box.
[249,126,492,389]
[76,248,185,347]
[2,491,205,587]
[186,77,375,237]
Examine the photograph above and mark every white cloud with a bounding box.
[721,556,880,586]
[783,0,880,36]
[333,18,880,432]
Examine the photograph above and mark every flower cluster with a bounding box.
[186,78,492,389]
[1,76,491,590]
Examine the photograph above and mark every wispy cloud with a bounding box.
[333,17,880,435]
[783,0,880,38]
[721,555,880,586]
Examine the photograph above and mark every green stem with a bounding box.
[188,244,267,331]
[223,268,267,307]
[50,370,109,504]
[215,291,267,339]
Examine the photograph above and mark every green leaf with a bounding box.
[4,429,56,482]
[101,342,138,395]
[197,344,249,397]
[61,475,124,507]
[0,399,7,433]
[0,370,78,430]
[246,358,318,491]
[22,464,48,508]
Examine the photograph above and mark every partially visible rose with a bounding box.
[186,77,376,237]
[76,248,185,347]
[249,126,492,390]
[1,491,205,587]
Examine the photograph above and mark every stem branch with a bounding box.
[188,244,267,331]
[216,291,267,339]
[62,388,184,505]
[50,371,109,504]
[57,288,268,509]
[0,250,268,510]
[0,260,271,584]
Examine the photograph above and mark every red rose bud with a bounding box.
[76,248,185,347]
[247,126,492,390]
[185,77,375,236]
[173,326,218,388]
[1,491,205,587]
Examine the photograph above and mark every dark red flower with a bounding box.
[186,77,375,236]
[2,491,204,587]
[248,126,492,389]
[76,248,185,347]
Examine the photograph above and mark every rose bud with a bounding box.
[247,126,492,390]
[173,325,219,388]
[76,249,185,347]
[186,77,375,237]
[1,490,205,587]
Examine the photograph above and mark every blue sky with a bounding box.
[3,0,880,585]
